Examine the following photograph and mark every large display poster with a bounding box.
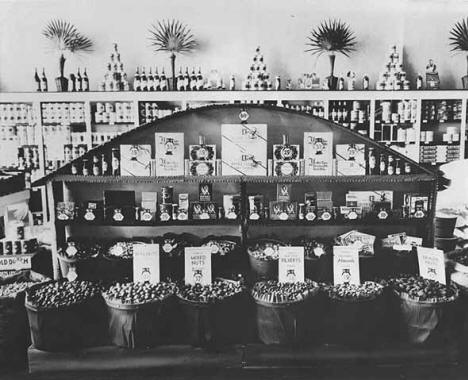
[221,124,267,176]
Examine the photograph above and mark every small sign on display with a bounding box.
[184,247,212,286]
[278,246,304,283]
[333,246,360,285]
[417,247,446,285]
[133,244,160,283]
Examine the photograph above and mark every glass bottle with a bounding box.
[34,68,41,92]
[153,68,160,91]
[379,154,386,175]
[133,67,141,91]
[41,68,48,92]
[140,67,148,91]
[77,68,83,92]
[111,148,120,176]
[147,67,154,91]
[83,68,90,91]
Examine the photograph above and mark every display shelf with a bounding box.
[56,219,240,227]
[52,174,244,184]
[246,217,428,227]
[51,174,434,185]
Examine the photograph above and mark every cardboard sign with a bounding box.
[278,246,304,283]
[335,144,366,176]
[417,247,446,285]
[333,246,360,285]
[133,244,160,283]
[304,132,333,175]
[155,133,185,176]
[120,145,152,176]
[184,247,212,286]
[221,124,267,176]
[0,255,32,271]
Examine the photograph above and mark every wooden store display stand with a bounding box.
[29,104,449,374]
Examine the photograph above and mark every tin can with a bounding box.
[159,203,172,222]
[298,203,305,220]
[21,239,28,254]
[14,240,22,255]
[4,241,12,255]
[161,186,174,204]
[172,204,179,220]
[82,159,90,176]
[16,225,24,240]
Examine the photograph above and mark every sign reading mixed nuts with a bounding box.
[184,247,212,286]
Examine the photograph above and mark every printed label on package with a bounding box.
[133,244,160,284]
[278,246,304,283]
[120,145,152,176]
[221,124,267,176]
[0,255,32,271]
[185,247,212,286]
[417,247,446,285]
[304,132,333,175]
[155,133,184,176]
[333,246,360,285]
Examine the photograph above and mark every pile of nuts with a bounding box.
[327,281,384,301]
[247,239,286,261]
[451,249,468,267]
[104,282,175,305]
[26,281,102,309]
[252,280,318,304]
[0,281,37,298]
[106,241,135,259]
[59,240,103,260]
[292,238,327,259]
[159,236,189,257]
[201,239,238,256]
[387,275,457,302]
[176,280,243,303]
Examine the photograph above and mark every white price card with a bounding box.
[185,247,212,286]
[0,255,32,271]
[133,244,160,284]
[278,246,304,283]
[417,247,446,285]
[333,246,360,285]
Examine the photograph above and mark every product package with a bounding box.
[248,195,264,220]
[188,136,216,176]
[139,192,158,222]
[80,201,104,223]
[191,202,217,220]
[335,144,366,176]
[303,132,333,175]
[154,133,184,176]
[269,201,298,220]
[56,202,75,221]
[104,190,136,223]
[221,124,267,176]
[404,193,429,218]
[336,230,376,256]
[273,135,300,176]
[223,194,242,220]
[120,145,151,176]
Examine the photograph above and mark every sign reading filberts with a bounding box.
[333,246,360,285]
[278,246,304,283]
[184,247,212,286]
[417,247,446,285]
[133,244,160,283]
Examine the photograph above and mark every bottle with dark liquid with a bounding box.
[153,68,160,91]
[197,67,204,90]
[184,67,190,91]
[111,148,120,176]
[83,69,90,91]
[190,68,197,91]
[101,153,110,175]
[367,147,378,175]
[34,68,41,91]
[147,68,154,91]
[379,154,386,175]
[133,67,141,91]
[177,68,185,91]
[77,68,83,91]
[41,68,48,92]
[140,67,148,91]
[70,73,77,92]
[160,68,167,91]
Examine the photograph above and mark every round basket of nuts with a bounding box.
[176,279,248,347]
[290,237,330,281]
[201,236,242,278]
[247,238,287,280]
[387,275,461,345]
[158,234,199,282]
[57,240,103,281]
[0,270,49,366]
[325,281,386,347]
[103,282,176,348]
[251,280,321,345]
[25,281,107,351]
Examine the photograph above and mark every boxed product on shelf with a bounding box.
[120,144,151,176]
[221,124,267,176]
[154,133,184,176]
[273,135,300,177]
[188,136,217,176]
[269,201,298,220]
[303,132,333,175]
[104,190,135,223]
[79,201,104,223]
[335,230,376,256]
[335,144,366,176]
[56,202,75,221]
[403,193,429,218]
[223,194,241,220]
[191,202,217,220]
[139,192,157,222]
[248,194,264,220]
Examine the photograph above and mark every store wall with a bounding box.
[0,0,467,91]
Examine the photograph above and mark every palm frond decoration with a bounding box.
[449,18,468,52]
[148,19,198,89]
[305,19,356,57]
[42,19,93,80]
[43,19,93,53]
